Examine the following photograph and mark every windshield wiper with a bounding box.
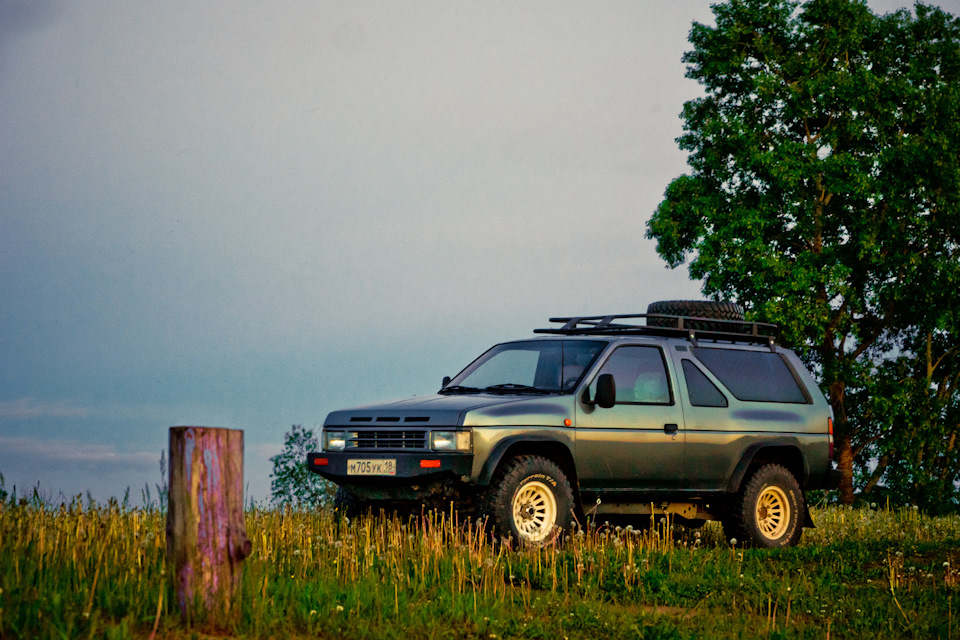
[439,385,484,394]
[483,384,554,395]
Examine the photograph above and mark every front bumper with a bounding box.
[307,451,474,481]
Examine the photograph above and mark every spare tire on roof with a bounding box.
[646,300,745,331]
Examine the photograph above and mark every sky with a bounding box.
[1,0,955,505]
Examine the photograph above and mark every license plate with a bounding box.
[347,459,396,476]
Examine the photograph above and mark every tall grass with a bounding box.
[1,497,958,639]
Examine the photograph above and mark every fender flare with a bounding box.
[476,435,575,487]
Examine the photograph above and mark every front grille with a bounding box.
[346,430,427,450]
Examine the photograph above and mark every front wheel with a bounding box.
[726,464,804,548]
[482,455,574,546]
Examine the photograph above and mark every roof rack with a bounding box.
[534,314,779,349]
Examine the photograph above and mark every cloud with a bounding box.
[0,436,156,466]
[0,398,90,420]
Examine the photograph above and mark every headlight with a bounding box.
[324,430,347,451]
[430,430,472,452]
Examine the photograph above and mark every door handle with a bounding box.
[664,423,679,434]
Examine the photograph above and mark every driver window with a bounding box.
[594,346,672,405]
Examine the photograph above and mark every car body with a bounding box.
[308,302,840,547]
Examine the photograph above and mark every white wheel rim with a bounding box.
[512,480,557,543]
[756,486,790,540]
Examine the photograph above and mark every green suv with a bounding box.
[308,301,839,548]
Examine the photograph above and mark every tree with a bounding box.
[647,0,960,505]
[269,425,335,508]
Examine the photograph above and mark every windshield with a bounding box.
[442,340,607,394]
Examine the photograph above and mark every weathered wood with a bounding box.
[166,426,251,624]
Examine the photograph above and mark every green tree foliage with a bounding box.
[269,425,334,508]
[647,0,960,507]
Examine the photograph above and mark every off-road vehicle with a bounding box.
[308,301,840,547]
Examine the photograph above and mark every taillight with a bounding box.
[828,418,834,460]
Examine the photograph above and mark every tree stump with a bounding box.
[166,426,251,624]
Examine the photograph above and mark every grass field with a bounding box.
[1,496,958,639]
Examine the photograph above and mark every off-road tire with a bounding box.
[646,300,745,331]
[481,455,574,546]
[724,464,804,548]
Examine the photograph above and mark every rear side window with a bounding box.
[681,360,728,407]
[692,348,807,404]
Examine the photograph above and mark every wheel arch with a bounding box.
[477,436,580,504]
[726,442,808,493]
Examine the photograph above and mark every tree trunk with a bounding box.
[837,433,855,505]
[166,426,251,626]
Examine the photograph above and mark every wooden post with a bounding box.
[166,426,251,624]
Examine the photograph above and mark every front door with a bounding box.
[575,345,686,491]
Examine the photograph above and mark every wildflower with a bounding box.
[293,549,301,555]
[730,538,738,546]
[310,610,317,616]
[944,561,951,568]
[336,605,344,612]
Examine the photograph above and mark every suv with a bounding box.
[308,301,839,548]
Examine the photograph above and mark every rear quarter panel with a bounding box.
[671,345,833,490]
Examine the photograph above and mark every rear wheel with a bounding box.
[482,455,574,546]
[333,486,367,519]
[725,464,804,547]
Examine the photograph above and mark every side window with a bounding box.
[595,346,672,405]
[692,348,808,404]
[681,359,728,408]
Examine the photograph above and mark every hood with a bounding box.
[323,393,575,428]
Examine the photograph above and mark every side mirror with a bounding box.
[442,376,451,388]
[595,374,617,409]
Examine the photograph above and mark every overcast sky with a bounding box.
[1,0,953,504]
